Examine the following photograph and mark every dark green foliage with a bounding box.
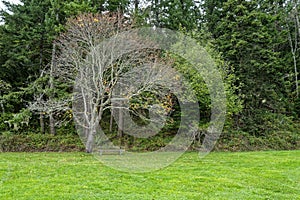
[0,133,84,152]
[216,129,300,152]
[0,113,12,132]
[202,0,300,135]
[0,0,53,87]
[145,0,202,31]
[103,0,130,12]
[0,0,98,135]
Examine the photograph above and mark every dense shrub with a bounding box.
[0,133,84,152]
[0,128,299,152]
[214,130,300,152]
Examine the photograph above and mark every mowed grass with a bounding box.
[0,151,299,200]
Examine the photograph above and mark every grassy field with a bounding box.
[0,151,299,200]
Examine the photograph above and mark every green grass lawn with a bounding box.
[0,151,299,199]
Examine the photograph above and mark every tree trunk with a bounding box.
[293,52,299,97]
[49,113,56,135]
[295,5,300,97]
[40,112,45,134]
[134,0,139,13]
[86,104,103,153]
[86,128,94,153]
[39,33,45,133]
[0,92,4,114]
[49,43,56,135]
[118,104,124,146]
[109,108,113,132]
[118,87,124,146]
[287,5,299,98]
[154,0,159,26]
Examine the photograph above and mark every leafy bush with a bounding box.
[215,129,300,151]
[0,133,84,152]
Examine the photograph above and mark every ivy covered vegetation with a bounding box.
[0,0,299,151]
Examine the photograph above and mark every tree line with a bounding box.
[0,0,299,151]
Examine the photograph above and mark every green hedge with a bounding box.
[214,130,300,152]
[0,133,85,152]
[0,130,299,152]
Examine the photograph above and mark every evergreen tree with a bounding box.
[202,0,297,134]
[144,0,202,31]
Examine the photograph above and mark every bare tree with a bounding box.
[53,13,177,153]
